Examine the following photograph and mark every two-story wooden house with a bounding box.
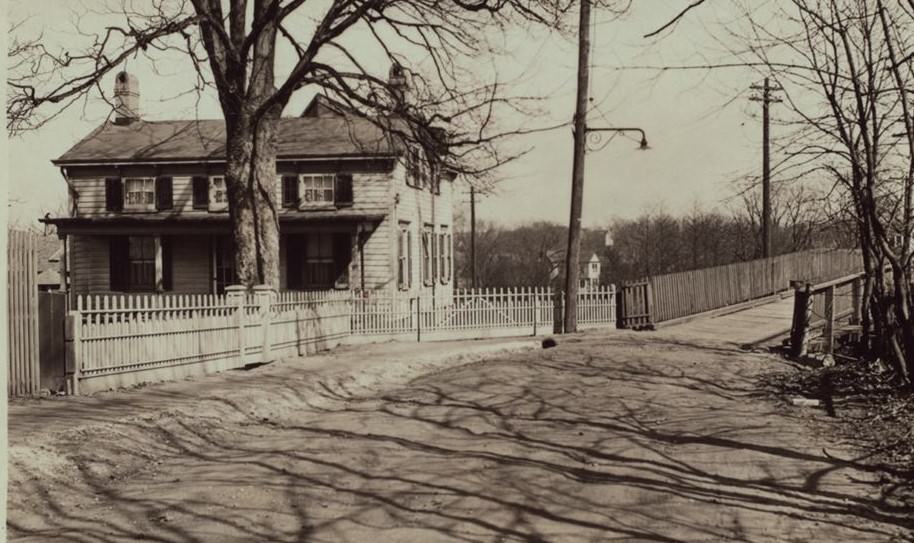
[42,69,456,301]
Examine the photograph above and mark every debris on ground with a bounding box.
[761,349,914,508]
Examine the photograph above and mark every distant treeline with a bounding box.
[454,209,855,289]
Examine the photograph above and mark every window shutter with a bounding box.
[332,233,352,285]
[406,230,413,288]
[192,176,209,209]
[155,177,173,210]
[105,177,123,212]
[286,235,304,290]
[282,176,299,208]
[109,236,129,290]
[431,231,438,282]
[335,174,353,206]
[161,236,173,291]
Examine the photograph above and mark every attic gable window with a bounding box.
[124,178,155,210]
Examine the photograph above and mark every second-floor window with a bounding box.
[124,178,155,210]
[106,176,172,212]
[210,176,228,211]
[302,175,335,206]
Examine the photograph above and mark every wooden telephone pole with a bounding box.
[562,0,592,334]
[750,78,782,259]
[470,186,477,288]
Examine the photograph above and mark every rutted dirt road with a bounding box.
[8,328,913,542]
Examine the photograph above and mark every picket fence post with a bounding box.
[64,310,81,395]
[225,285,247,365]
[253,284,276,363]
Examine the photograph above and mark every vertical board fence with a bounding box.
[8,229,40,396]
[65,285,617,394]
[619,249,863,328]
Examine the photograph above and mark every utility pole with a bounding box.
[750,77,782,259]
[562,0,592,334]
[470,186,477,288]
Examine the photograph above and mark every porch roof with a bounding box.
[41,212,386,236]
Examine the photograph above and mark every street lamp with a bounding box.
[585,127,649,151]
[561,124,649,334]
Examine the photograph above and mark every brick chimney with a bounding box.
[113,71,140,125]
[388,63,410,104]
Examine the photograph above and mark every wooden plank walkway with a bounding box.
[659,295,796,348]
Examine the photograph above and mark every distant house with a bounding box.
[37,246,62,291]
[41,66,457,300]
[544,249,603,289]
[581,253,602,289]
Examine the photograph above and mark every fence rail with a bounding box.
[619,249,862,328]
[65,284,616,394]
[790,272,863,357]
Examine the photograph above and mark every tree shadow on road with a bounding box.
[8,333,914,542]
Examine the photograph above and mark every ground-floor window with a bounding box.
[128,236,156,289]
[213,236,237,295]
[287,232,351,290]
[398,222,411,290]
[422,224,434,286]
[110,235,171,291]
[439,226,450,284]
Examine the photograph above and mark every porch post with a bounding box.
[154,235,163,292]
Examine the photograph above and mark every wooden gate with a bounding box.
[39,291,67,392]
[8,230,40,396]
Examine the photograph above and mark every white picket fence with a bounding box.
[65,284,615,393]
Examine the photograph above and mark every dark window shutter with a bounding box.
[192,176,209,209]
[109,236,129,290]
[161,236,173,291]
[155,177,173,210]
[286,235,305,290]
[407,230,413,288]
[335,174,353,206]
[282,176,299,208]
[332,233,351,284]
[105,177,123,211]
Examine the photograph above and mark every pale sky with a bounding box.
[6,1,769,230]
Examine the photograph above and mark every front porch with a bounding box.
[45,214,391,297]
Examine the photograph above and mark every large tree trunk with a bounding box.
[225,108,281,290]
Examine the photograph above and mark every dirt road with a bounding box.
[8,328,913,542]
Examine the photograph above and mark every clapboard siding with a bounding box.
[390,159,455,297]
[360,218,393,290]
[62,157,457,298]
[71,166,393,216]
[169,236,211,294]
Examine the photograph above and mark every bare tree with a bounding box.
[732,0,914,381]
[8,0,584,289]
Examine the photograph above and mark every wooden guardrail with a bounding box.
[789,272,863,357]
[618,249,862,329]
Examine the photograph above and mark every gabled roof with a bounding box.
[54,100,402,165]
